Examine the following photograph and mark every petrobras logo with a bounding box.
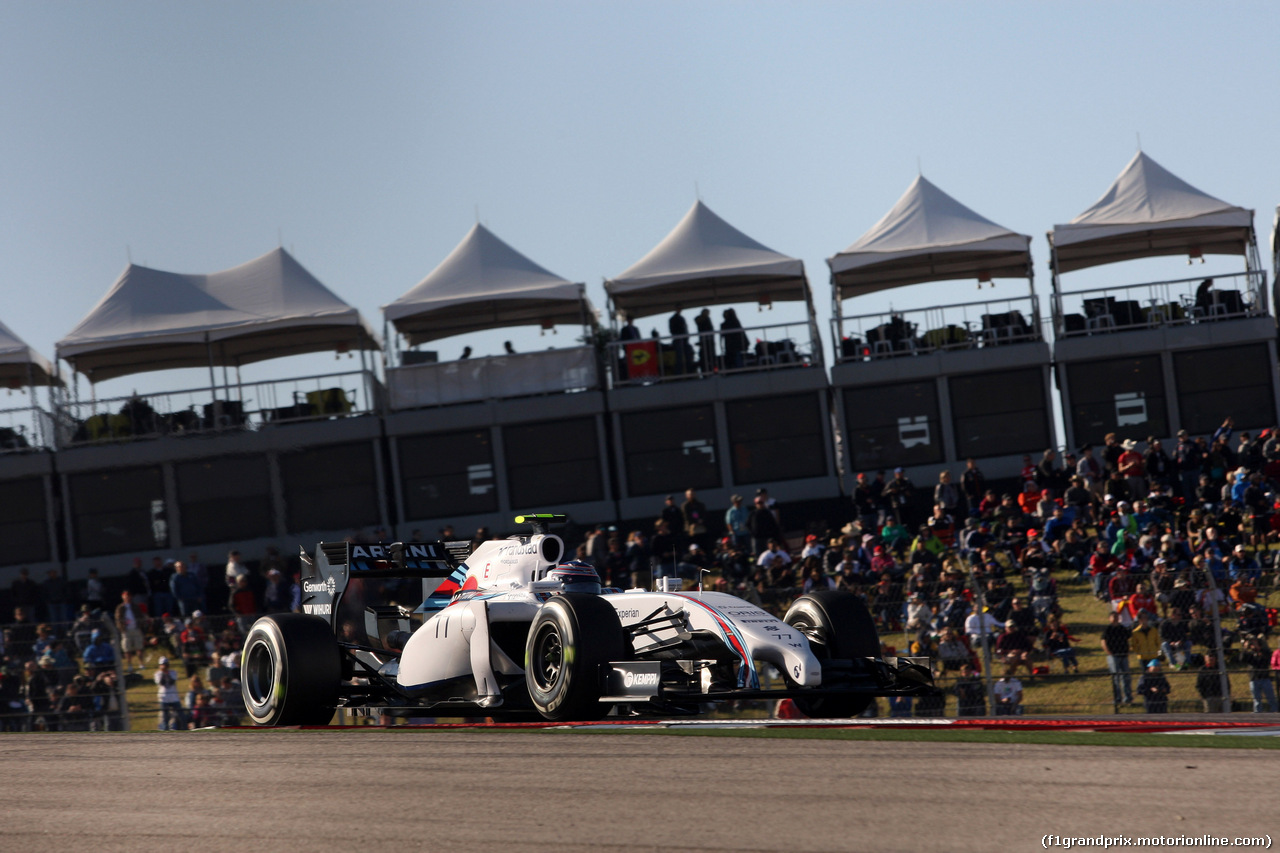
[623,670,659,688]
[302,603,332,615]
[303,577,336,596]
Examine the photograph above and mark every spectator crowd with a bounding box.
[6,414,1280,725]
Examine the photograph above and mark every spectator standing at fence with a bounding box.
[625,531,651,590]
[681,489,710,551]
[723,494,750,551]
[10,568,42,618]
[83,568,104,613]
[1117,439,1147,499]
[933,470,961,519]
[125,558,151,612]
[41,569,71,626]
[1174,430,1203,500]
[21,660,54,731]
[179,616,210,678]
[953,662,986,716]
[747,495,784,557]
[1196,653,1228,713]
[1240,635,1276,713]
[883,468,915,527]
[1102,611,1133,706]
[148,557,176,620]
[113,590,147,674]
[668,306,692,374]
[169,561,202,619]
[1136,659,1171,713]
[993,667,1023,715]
[1160,607,1193,669]
[720,308,748,370]
[960,458,986,517]
[694,307,715,373]
[154,656,183,731]
[260,569,290,614]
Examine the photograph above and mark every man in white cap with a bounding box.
[1117,439,1146,499]
[154,656,183,731]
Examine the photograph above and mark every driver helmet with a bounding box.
[548,560,601,595]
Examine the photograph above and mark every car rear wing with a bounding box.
[316,541,458,578]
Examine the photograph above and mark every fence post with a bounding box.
[966,561,997,715]
[1206,571,1231,712]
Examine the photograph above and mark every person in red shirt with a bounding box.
[1126,582,1158,623]
[1118,439,1147,500]
[1089,541,1118,600]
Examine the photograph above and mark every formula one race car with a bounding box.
[241,515,935,725]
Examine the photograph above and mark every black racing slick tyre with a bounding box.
[784,590,880,718]
[241,614,341,726]
[525,593,625,722]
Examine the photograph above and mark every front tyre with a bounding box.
[241,614,341,726]
[784,591,880,718]
[525,594,625,721]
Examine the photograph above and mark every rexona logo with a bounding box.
[302,603,332,615]
[302,577,337,596]
[623,670,660,688]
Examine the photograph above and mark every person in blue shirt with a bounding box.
[82,629,116,676]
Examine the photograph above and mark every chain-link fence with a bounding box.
[1,616,130,731]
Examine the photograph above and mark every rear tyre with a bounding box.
[784,590,880,718]
[241,614,341,726]
[525,594,625,721]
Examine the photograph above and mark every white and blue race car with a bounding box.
[241,514,934,725]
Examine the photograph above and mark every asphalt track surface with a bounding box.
[3,727,1279,853]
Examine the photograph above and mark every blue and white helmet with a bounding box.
[547,560,601,594]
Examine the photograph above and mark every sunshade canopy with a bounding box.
[384,223,588,346]
[1050,151,1254,274]
[0,318,58,386]
[828,175,1032,299]
[57,247,379,382]
[605,200,808,318]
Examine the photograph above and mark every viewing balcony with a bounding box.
[834,294,1042,364]
[1052,269,1267,338]
[0,403,56,453]
[58,368,382,446]
[606,319,820,387]
[386,346,600,410]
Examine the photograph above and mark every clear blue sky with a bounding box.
[3,1,1279,398]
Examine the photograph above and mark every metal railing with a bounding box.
[0,403,56,453]
[607,319,820,386]
[1053,269,1268,338]
[59,369,383,446]
[834,294,1042,364]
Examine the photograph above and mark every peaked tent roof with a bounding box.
[383,223,588,346]
[605,200,809,317]
[1049,151,1254,274]
[0,318,58,386]
[57,247,379,382]
[828,175,1032,298]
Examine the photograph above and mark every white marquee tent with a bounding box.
[0,318,58,387]
[1049,151,1256,275]
[383,223,589,346]
[605,200,811,318]
[57,248,379,382]
[828,175,1033,299]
